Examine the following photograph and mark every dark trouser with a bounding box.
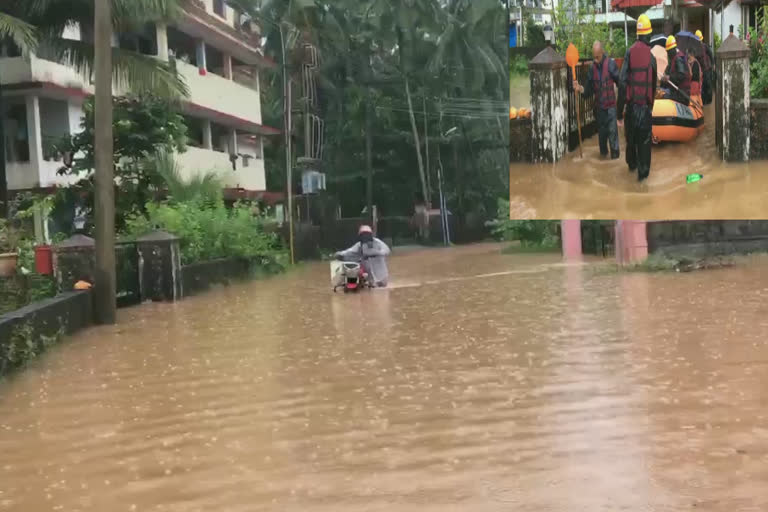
[596,106,620,158]
[702,70,713,105]
[625,103,652,180]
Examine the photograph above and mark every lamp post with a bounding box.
[436,126,457,246]
[543,24,554,47]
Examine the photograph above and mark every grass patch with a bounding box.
[593,253,741,274]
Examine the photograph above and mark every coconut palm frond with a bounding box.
[42,38,189,99]
[0,13,38,53]
[151,150,223,203]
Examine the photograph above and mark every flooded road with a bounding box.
[510,103,768,219]
[3,244,768,511]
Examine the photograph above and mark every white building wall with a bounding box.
[713,2,742,40]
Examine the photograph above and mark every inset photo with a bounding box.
[509,0,768,220]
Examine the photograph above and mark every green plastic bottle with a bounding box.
[686,173,703,183]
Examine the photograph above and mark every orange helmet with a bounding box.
[358,225,373,234]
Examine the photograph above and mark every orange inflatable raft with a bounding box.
[651,95,704,143]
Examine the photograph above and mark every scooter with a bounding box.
[331,256,374,293]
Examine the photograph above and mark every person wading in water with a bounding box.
[618,14,657,182]
[696,29,716,105]
[573,40,621,160]
[660,35,692,105]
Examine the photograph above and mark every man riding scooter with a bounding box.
[334,225,391,287]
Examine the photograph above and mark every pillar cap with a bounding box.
[528,46,567,70]
[716,34,750,59]
[136,229,180,244]
[55,234,95,250]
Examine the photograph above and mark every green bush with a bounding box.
[123,200,287,266]
[747,7,768,98]
[486,199,560,248]
[510,54,529,76]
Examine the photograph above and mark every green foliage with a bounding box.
[510,54,529,76]
[746,7,768,98]
[148,150,223,206]
[1,320,65,377]
[525,17,546,47]
[0,219,22,253]
[53,95,188,232]
[714,31,722,50]
[123,200,287,266]
[553,0,625,58]
[486,200,560,248]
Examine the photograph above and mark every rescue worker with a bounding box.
[573,40,621,160]
[334,225,391,287]
[661,35,692,105]
[688,50,703,100]
[696,29,716,104]
[618,14,657,182]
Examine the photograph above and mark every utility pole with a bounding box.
[93,0,116,323]
[365,51,374,226]
[0,79,8,218]
[280,23,295,265]
[423,96,430,206]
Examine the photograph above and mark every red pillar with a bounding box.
[615,220,648,265]
[561,219,582,261]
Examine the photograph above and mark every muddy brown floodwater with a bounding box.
[3,244,768,511]
[510,103,768,219]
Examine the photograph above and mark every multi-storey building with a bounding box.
[1,0,279,200]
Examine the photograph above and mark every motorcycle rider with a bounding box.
[334,225,391,287]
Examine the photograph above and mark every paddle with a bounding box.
[565,43,583,159]
[663,78,704,111]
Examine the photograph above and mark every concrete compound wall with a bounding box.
[647,220,768,258]
[750,99,768,161]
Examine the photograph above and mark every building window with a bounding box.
[213,0,226,18]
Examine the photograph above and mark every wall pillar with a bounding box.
[223,53,233,79]
[155,23,169,61]
[196,39,207,75]
[529,47,568,163]
[716,32,750,162]
[615,220,648,265]
[136,231,183,302]
[202,120,213,149]
[561,219,582,261]
[25,95,43,175]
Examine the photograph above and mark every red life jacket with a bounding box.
[689,58,702,96]
[592,57,616,109]
[675,49,692,96]
[626,41,653,106]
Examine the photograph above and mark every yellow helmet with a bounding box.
[637,14,652,36]
[665,35,677,51]
[695,29,703,41]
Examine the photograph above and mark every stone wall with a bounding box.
[647,220,768,258]
[750,99,768,160]
[0,291,92,377]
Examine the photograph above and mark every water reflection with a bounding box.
[2,246,768,510]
